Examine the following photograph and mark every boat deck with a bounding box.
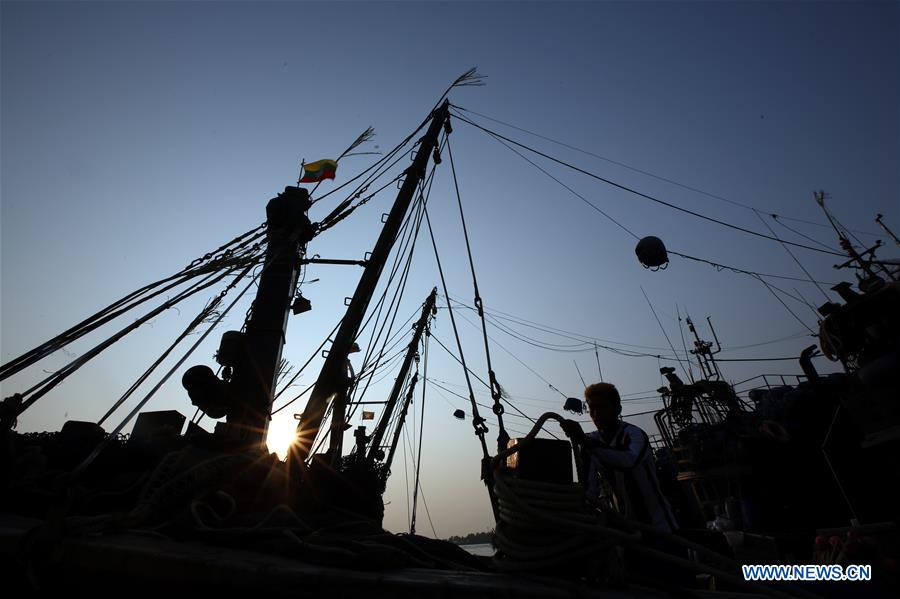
[1,514,680,597]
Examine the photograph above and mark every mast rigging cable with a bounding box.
[456,112,841,287]
[450,110,846,257]
[0,227,267,382]
[450,104,883,239]
[445,134,509,453]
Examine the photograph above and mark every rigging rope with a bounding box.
[311,73,477,211]
[349,140,444,413]
[753,210,831,301]
[459,113,840,287]
[316,173,405,235]
[447,294,685,351]
[351,142,446,392]
[427,332,561,441]
[427,383,530,439]
[445,297,683,361]
[770,214,840,251]
[97,292,234,426]
[753,274,816,335]
[410,330,428,535]
[91,214,313,455]
[355,308,420,381]
[73,261,259,478]
[0,228,266,382]
[11,260,261,419]
[641,286,693,382]
[312,120,425,207]
[423,204,490,459]
[485,128,640,239]
[412,472,439,539]
[351,196,426,409]
[427,378,552,428]
[450,104,883,239]
[665,250,838,285]
[353,195,424,368]
[451,111,846,257]
[274,318,343,402]
[377,369,414,458]
[451,304,570,399]
[450,296,818,365]
[445,134,510,453]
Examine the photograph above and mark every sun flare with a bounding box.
[266,420,298,460]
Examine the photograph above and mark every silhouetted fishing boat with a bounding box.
[2,72,898,597]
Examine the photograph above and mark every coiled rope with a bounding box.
[492,412,814,598]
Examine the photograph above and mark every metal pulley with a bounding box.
[635,236,669,270]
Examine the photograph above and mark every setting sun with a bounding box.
[266,419,298,460]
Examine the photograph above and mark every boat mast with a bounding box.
[383,373,418,474]
[875,214,900,247]
[231,188,314,446]
[184,187,314,448]
[290,101,451,468]
[366,287,437,462]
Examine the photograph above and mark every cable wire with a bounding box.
[451,111,846,257]
[73,261,259,478]
[451,104,883,238]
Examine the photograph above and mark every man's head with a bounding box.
[584,382,621,432]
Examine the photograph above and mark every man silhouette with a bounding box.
[562,382,678,532]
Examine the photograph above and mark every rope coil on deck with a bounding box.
[489,412,813,598]
[490,412,624,581]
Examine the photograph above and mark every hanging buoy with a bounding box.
[635,236,669,270]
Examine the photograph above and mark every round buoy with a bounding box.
[635,236,669,270]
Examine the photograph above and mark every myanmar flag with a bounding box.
[299,159,338,183]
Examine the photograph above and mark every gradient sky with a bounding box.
[2,1,897,538]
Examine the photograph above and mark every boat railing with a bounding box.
[647,432,668,452]
[730,373,807,408]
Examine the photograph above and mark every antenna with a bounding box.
[676,305,695,383]
[640,286,691,382]
[686,316,723,381]
[593,342,604,382]
[755,209,830,302]
[815,191,890,283]
[875,214,900,247]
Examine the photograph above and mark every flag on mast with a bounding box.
[299,159,338,183]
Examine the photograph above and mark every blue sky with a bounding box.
[2,1,897,538]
